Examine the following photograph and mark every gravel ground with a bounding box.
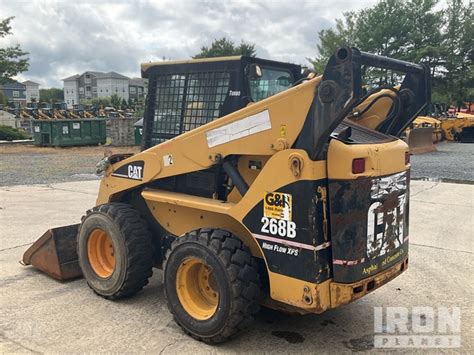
[0,141,472,186]
[0,145,139,186]
[411,141,474,183]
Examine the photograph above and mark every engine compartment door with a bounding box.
[327,139,410,283]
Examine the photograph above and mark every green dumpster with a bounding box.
[32,119,106,147]
[134,118,143,146]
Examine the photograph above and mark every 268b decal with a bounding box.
[261,191,296,238]
[261,217,296,238]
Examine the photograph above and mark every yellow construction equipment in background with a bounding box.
[69,110,81,119]
[20,109,33,119]
[440,112,474,142]
[405,116,442,154]
[37,109,51,120]
[413,116,443,143]
[53,110,66,119]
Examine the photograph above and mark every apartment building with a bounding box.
[23,80,40,103]
[62,71,146,108]
[128,78,146,102]
[0,80,27,107]
[0,80,41,107]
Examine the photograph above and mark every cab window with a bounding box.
[249,67,293,102]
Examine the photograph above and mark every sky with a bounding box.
[0,0,380,88]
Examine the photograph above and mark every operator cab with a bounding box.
[141,56,303,149]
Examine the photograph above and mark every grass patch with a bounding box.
[0,125,29,141]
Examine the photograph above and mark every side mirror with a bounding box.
[246,64,262,80]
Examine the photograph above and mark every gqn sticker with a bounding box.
[261,192,296,239]
[264,192,292,221]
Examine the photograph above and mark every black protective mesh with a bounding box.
[151,71,230,144]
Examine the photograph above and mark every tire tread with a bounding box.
[81,203,154,299]
[163,228,260,344]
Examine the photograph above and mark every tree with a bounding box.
[193,37,256,58]
[0,90,8,106]
[443,0,473,107]
[0,17,29,84]
[310,13,358,73]
[39,88,64,103]
[403,0,444,67]
[311,0,473,107]
[120,98,128,110]
[110,94,121,109]
[82,97,111,108]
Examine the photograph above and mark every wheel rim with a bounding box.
[87,229,116,278]
[176,257,219,320]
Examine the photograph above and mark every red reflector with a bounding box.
[405,151,410,164]
[352,158,365,174]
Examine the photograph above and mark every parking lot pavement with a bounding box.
[1,180,473,353]
[410,141,474,182]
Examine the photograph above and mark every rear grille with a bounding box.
[332,120,394,143]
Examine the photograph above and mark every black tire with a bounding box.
[77,203,154,299]
[163,229,261,344]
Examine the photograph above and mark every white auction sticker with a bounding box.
[206,110,271,148]
[163,154,173,167]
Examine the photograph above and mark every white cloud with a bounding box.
[0,0,378,88]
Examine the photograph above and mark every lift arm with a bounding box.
[295,47,430,160]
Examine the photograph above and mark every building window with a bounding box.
[79,87,84,94]
[130,86,136,94]
[92,87,97,93]
[12,91,20,97]
[85,74,91,84]
[106,89,108,93]
[66,90,69,94]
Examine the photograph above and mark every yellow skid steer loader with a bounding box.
[23,48,430,343]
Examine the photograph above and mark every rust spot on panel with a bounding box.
[313,288,323,313]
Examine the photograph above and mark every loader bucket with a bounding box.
[407,127,436,154]
[21,224,82,281]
